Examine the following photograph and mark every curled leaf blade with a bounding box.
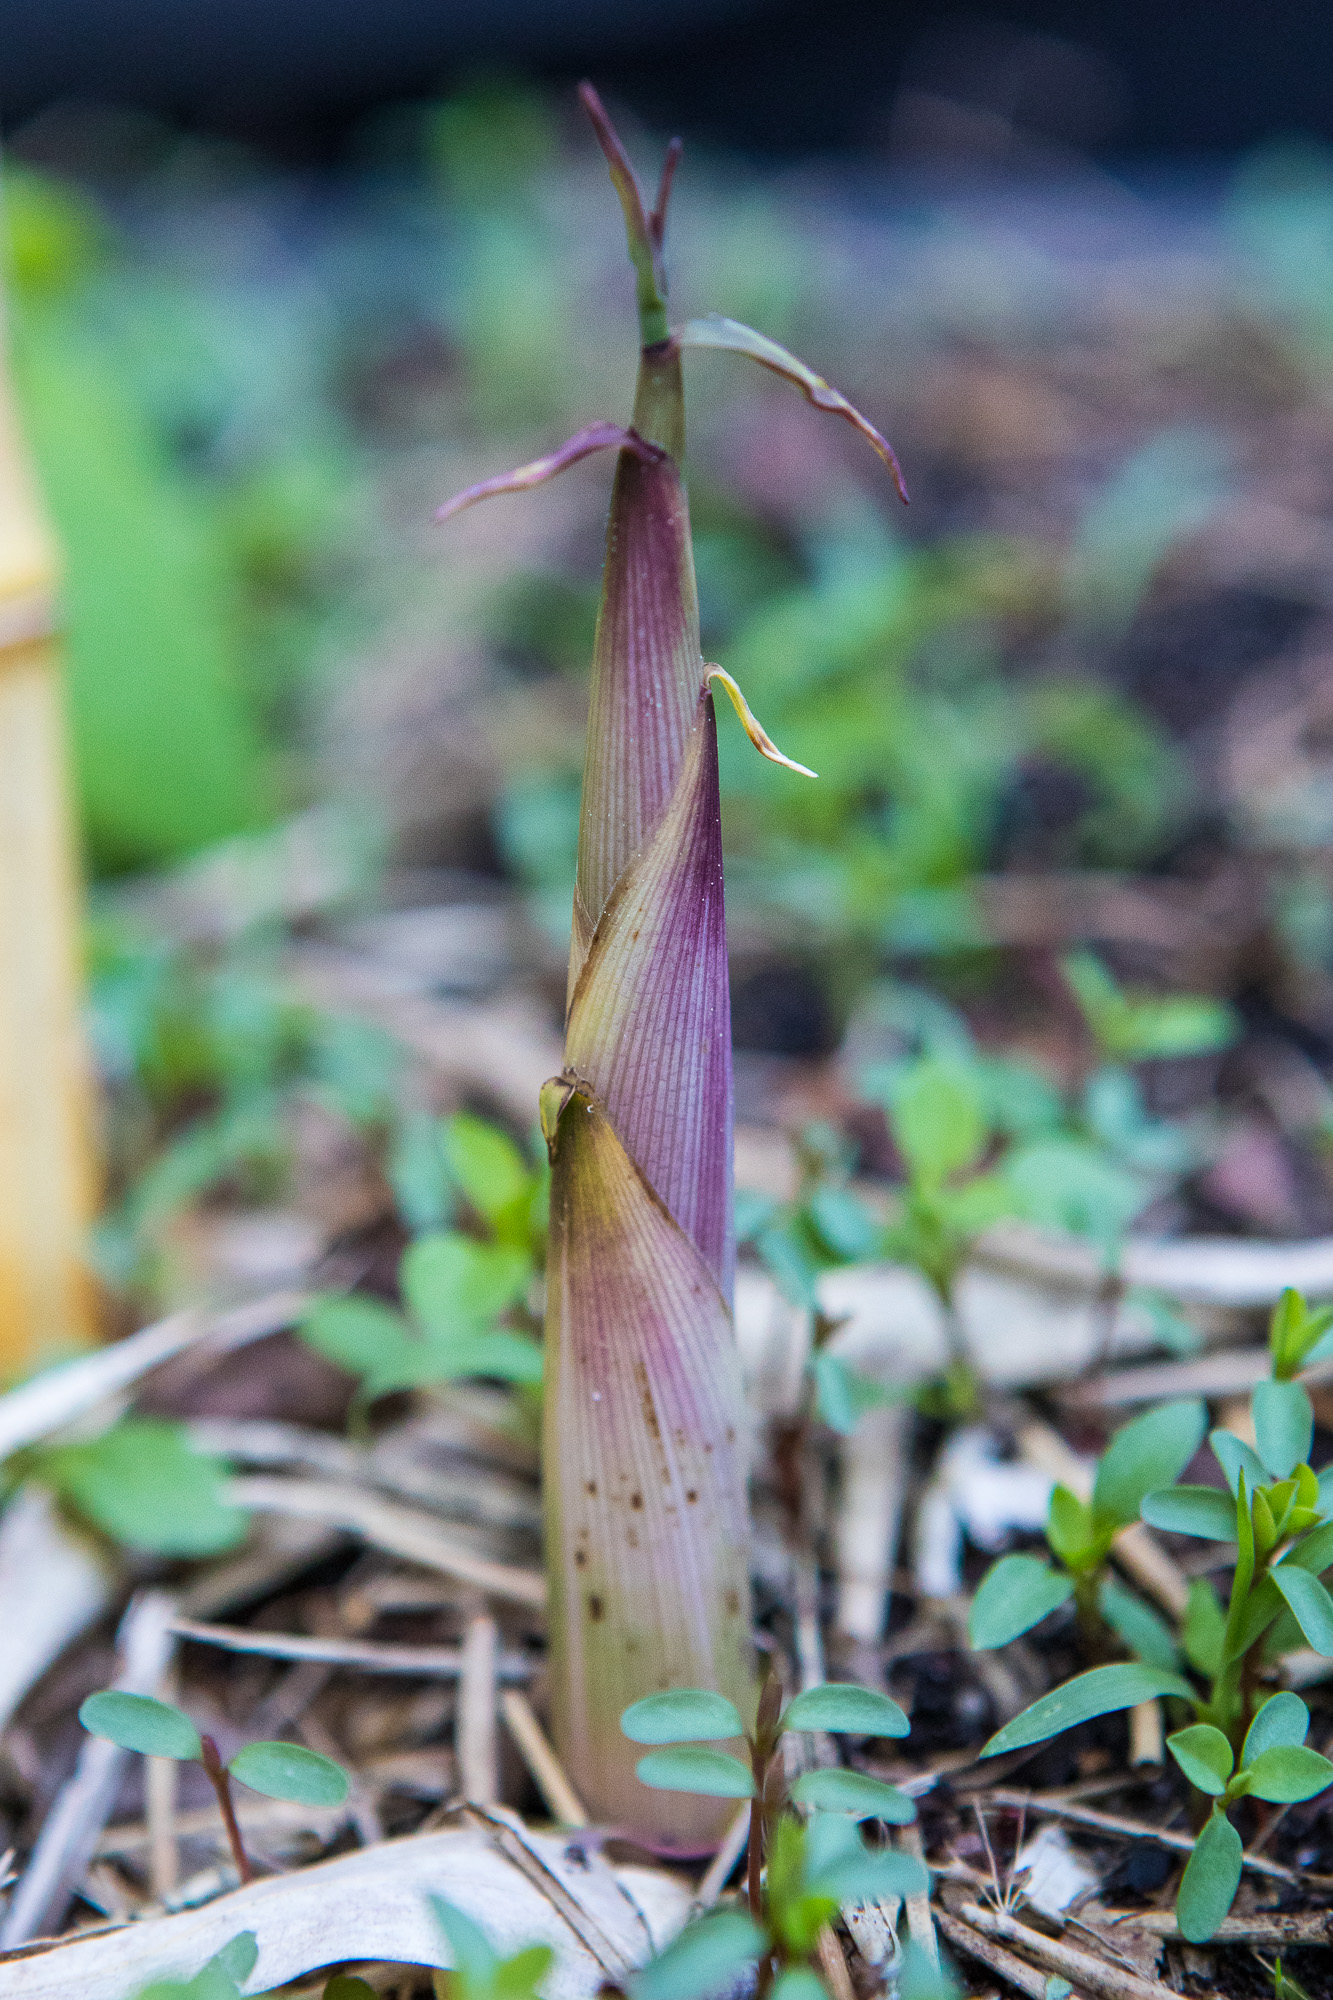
[675,315,908,501]
[706,668,816,778]
[436,424,661,523]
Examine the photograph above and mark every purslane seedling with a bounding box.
[300,1110,548,1414]
[969,1396,1206,1663]
[620,1671,929,2000]
[79,1690,348,1885]
[622,1669,921,1942]
[974,1288,1333,1941]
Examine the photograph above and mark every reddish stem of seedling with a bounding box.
[746,1663,786,1920]
[200,1733,253,1884]
[746,1764,765,1921]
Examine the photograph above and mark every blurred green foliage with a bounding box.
[3,163,362,871]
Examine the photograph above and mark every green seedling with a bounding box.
[969,1397,1207,1663]
[131,1932,259,2000]
[19,1416,246,1558]
[429,1894,553,2000]
[631,1811,925,2000]
[301,1114,549,1417]
[976,1290,1333,1940]
[881,1053,1016,1415]
[622,1667,917,1929]
[1168,1695,1333,1941]
[80,1690,348,1885]
[738,1124,894,1437]
[389,1109,550,1253]
[299,1212,543,1413]
[1268,1956,1316,2000]
[1062,951,1238,1068]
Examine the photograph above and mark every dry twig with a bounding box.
[500,1692,588,1828]
[226,1476,546,1606]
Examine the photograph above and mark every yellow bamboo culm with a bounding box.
[0,312,99,1378]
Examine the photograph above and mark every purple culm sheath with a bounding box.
[438,82,903,1848]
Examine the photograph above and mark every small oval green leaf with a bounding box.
[1272,1565,1333,1655]
[401,1232,529,1335]
[789,1769,916,1821]
[1253,1380,1314,1481]
[770,1972,828,2000]
[631,1911,764,2000]
[42,1419,246,1556]
[781,1682,910,1737]
[1166,1724,1233,1796]
[808,1845,929,1903]
[1242,1691,1310,1765]
[1098,1576,1179,1671]
[969,1556,1073,1650]
[78,1691,202,1762]
[1209,1429,1268,1501]
[620,1690,747,1744]
[981,1664,1192,1758]
[1092,1399,1206,1529]
[634,1748,756,1798]
[1244,1744,1333,1804]
[442,1113,532,1227]
[1183,1577,1227,1678]
[227,1741,350,1806]
[1140,1485,1237,1540]
[1177,1811,1243,1944]
[886,1057,987,1183]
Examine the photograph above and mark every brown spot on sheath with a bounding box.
[627,1528,639,1548]
[635,1361,663,1443]
[574,1548,587,1568]
[725,1427,736,1444]
[724,1589,741,1616]
[686,1489,699,1504]
[586,1480,597,1497]
[630,1491,643,1510]
[588,1595,605,1622]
